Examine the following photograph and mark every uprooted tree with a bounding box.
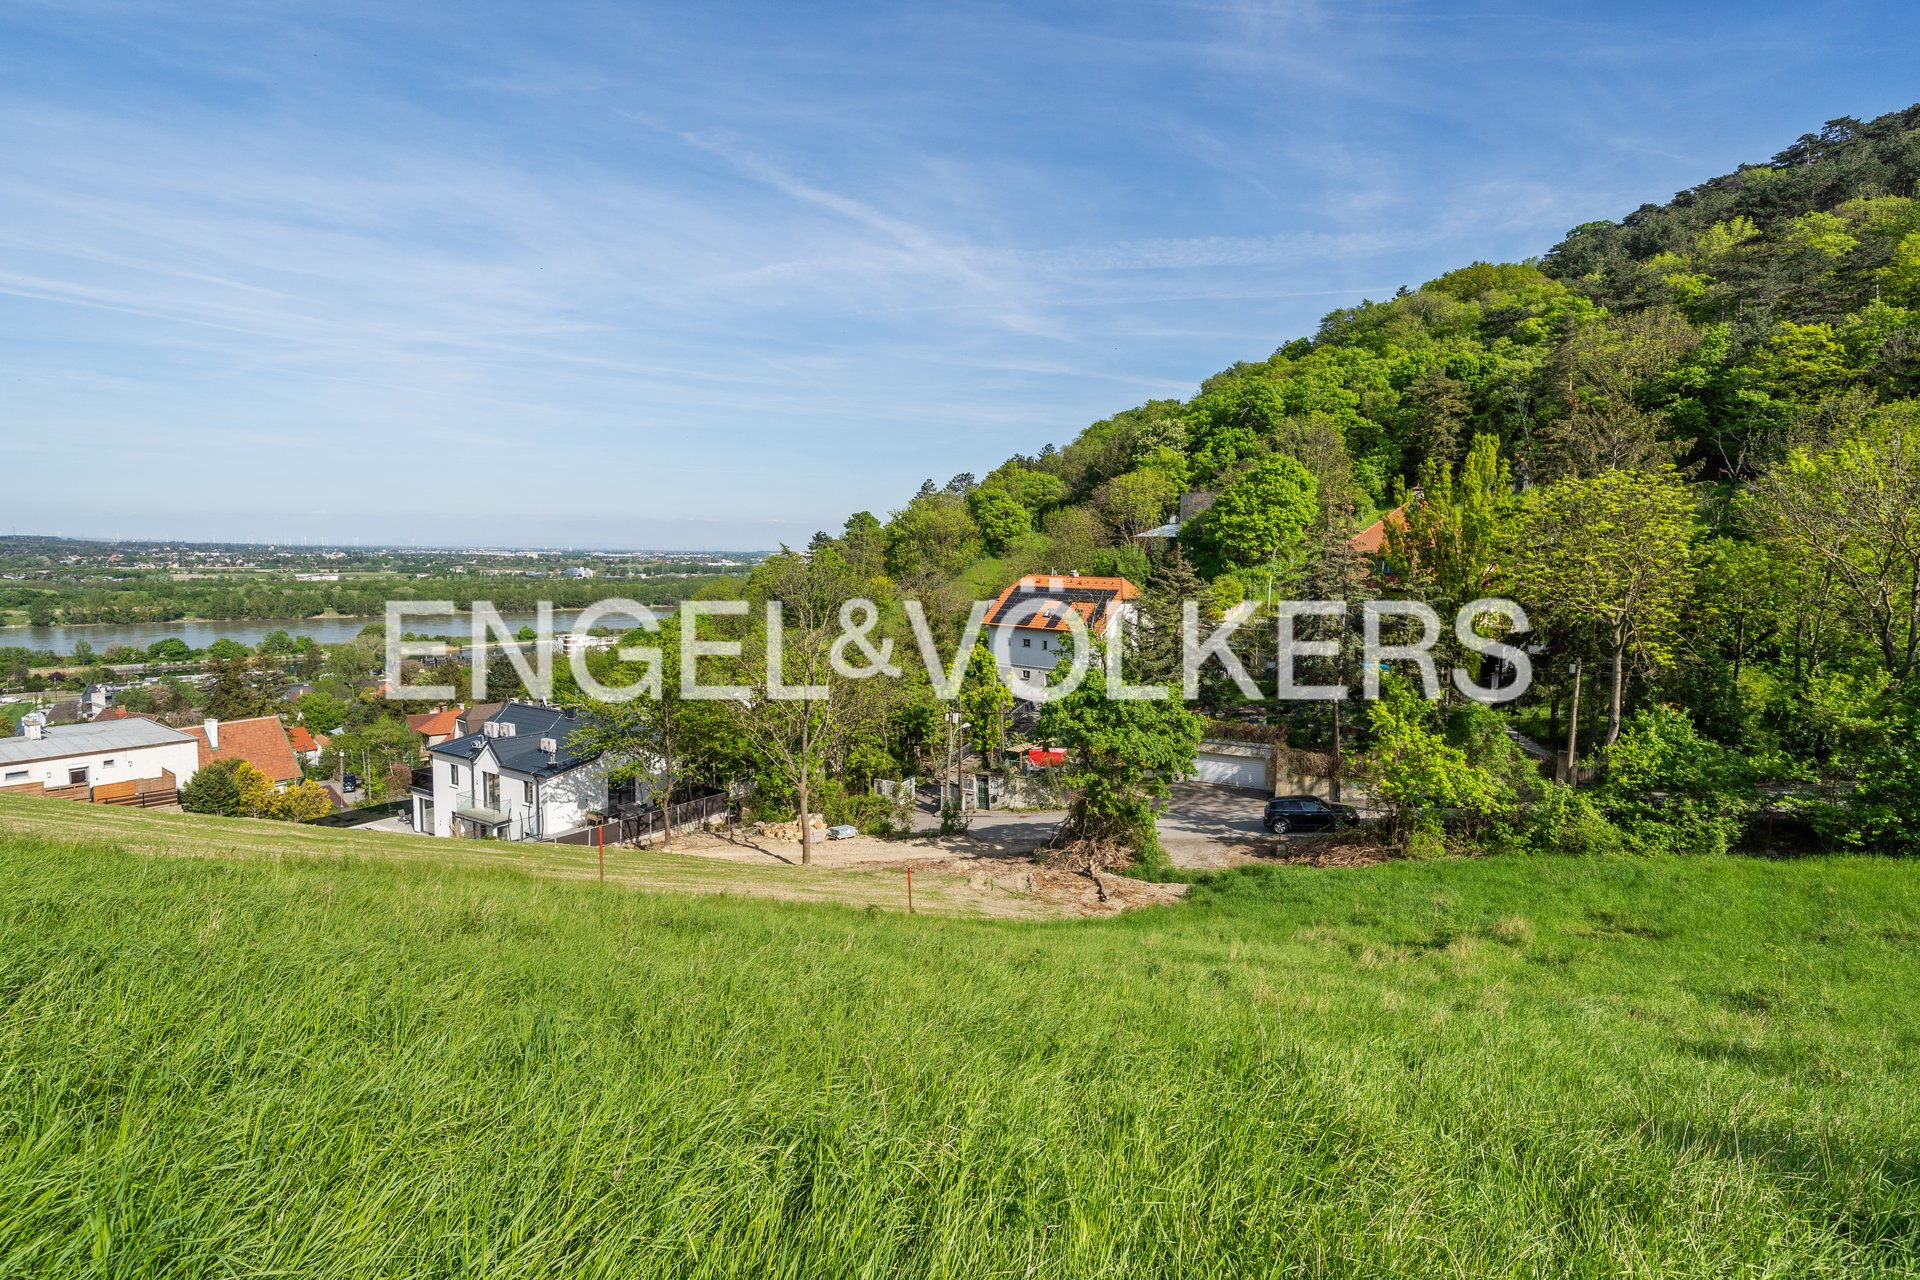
[1036,642,1204,873]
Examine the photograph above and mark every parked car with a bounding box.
[342,773,362,794]
[1264,794,1360,834]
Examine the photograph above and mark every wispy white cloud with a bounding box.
[0,0,1909,545]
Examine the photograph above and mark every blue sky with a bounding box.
[2,1,1916,549]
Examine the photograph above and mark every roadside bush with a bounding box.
[267,780,336,823]
[1358,681,1508,850]
[1505,781,1625,856]
[824,786,902,837]
[1809,677,1920,853]
[1600,705,1754,855]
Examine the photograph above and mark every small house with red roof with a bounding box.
[405,707,462,755]
[287,724,330,766]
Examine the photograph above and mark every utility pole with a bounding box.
[1564,658,1583,786]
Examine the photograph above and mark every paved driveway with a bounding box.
[1155,781,1274,868]
[911,780,1281,869]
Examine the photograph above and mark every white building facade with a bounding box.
[413,702,619,841]
[0,716,201,793]
[981,573,1141,698]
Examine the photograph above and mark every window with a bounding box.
[3,770,26,783]
[484,773,500,809]
[103,758,115,767]
[68,767,89,786]
[449,766,460,786]
[523,780,534,804]
[1021,636,1031,648]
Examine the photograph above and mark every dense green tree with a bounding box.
[1038,648,1203,867]
[295,690,352,734]
[1599,705,1754,855]
[1092,468,1180,541]
[884,494,982,587]
[1508,468,1700,747]
[1386,433,1514,618]
[957,642,1013,762]
[202,655,285,722]
[1747,402,1920,679]
[1181,455,1318,579]
[965,487,1032,556]
[1359,679,1507,852]
[180,760,244,816]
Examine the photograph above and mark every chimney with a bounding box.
[20,712,45,741]
[203,718,219,750]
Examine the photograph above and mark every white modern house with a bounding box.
[413,702,628,840]
[982,573,1142,697]
[0,713,201,797]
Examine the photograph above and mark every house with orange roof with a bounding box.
[982,572,1140,696]
[287,723,331,767]
[405,707,462,755]
[182,715,303,788]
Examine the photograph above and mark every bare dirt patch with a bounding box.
[646,823,1186,917]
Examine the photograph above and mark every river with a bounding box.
[0,606,679,656]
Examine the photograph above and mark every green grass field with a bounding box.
[1,801,1917,1277]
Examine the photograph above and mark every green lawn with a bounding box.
[0,808,1916,1277]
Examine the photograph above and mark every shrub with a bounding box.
[1810,678,1920,853]
[1358,681,1508,848]
[268,780,336,823]
[1600,705,1753,855]
[180,760,244,817]
[1507,782,1625,856]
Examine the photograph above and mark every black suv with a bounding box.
[1264,795,1360,834]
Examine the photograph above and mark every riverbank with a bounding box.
[0,604,682,658]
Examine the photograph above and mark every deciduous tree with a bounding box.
[1508,467,1699,747]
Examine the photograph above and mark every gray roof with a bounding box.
[0,717,196,766]
[456,701,506,735]
[429,702,598,779]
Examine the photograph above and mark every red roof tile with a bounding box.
[406,708,461,738]
[1348,507,1408,556]
[183,716,302,785]
[287,725,329,754]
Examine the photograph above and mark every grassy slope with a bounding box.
[0,796,1019,919]
[0,805,1917,1277]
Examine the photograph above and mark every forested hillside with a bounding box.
[797,103,1920,855]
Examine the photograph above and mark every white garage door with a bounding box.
[1195,751,1267,791]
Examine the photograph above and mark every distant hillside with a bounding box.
[830,103,1920,597]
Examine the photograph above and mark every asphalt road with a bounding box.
[915,779,1280,869]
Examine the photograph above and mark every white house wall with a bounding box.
[988,603,1136,692]
[0,740,199,792]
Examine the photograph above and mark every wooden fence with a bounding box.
[549,790,731,847]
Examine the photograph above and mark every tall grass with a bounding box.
[1,829,1916,1277]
